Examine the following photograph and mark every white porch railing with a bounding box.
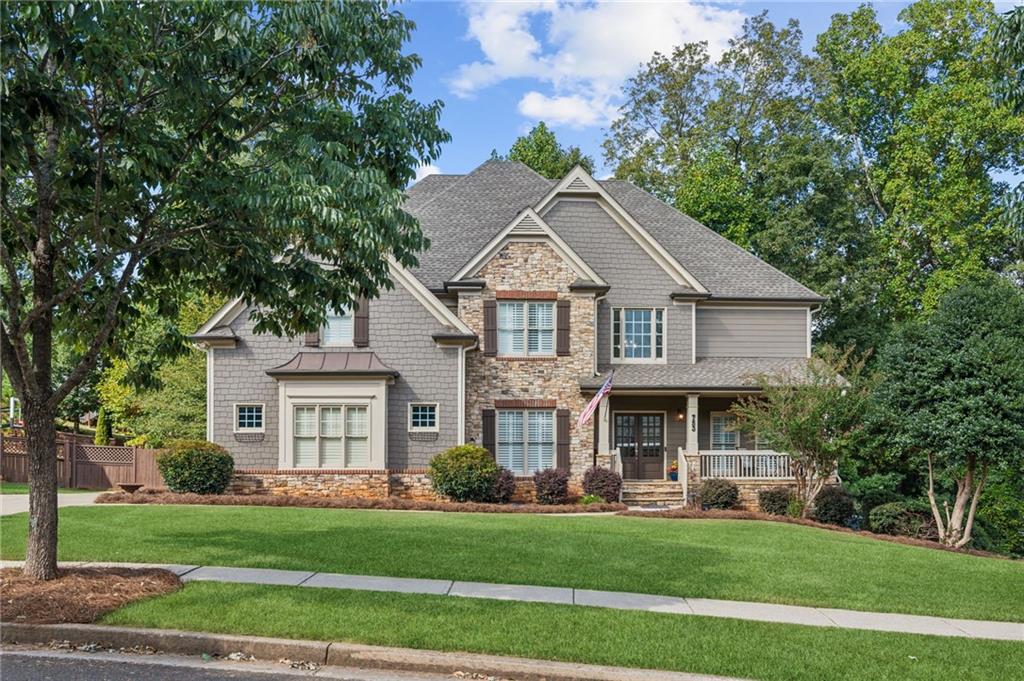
[699,451,794,479]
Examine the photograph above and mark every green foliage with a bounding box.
[580,494,604,506]
[975,476,1024,557]
[700,479,739,510]
[758,487,794,516]
[498,122,594,179]
[844,473,905,527]
[874,278,1024,512]
[156,441,234,495]
[93,407,112,446]
[533,468,570,505]
[812,486,856,527]
[993,6,1024,256]
[731,346,873,514]
[428,445,499,503]
[869,501,936,539]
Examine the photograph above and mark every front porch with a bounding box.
[594,393,794,507]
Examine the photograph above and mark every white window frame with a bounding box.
[408,402,439,433]
[611,307,666,363]
[496,409,555,475]
[321,307,353,347]
[291,402,370,469]
[710,411,739,451]
[497,301,555,357]
[233,403,265,433]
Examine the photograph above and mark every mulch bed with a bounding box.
[0,567,181,624]
[620,507,1005,558]
[96,489,627,514]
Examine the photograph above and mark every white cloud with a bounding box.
[414,164,442,183]
[449,1,745,128]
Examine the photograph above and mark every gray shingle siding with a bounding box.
[696,307,807,358]
[543,199,692,368]
[210,283,460,469]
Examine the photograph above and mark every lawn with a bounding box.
[105,582,1024,681]
[0,482,94,495]
[2,505,1021,621]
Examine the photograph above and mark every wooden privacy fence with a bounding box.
[0,435,165,490]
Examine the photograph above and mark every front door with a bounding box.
[614,413,664,480]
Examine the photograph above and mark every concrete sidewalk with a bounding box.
[3,559,1020,641]
[0,493,102,516]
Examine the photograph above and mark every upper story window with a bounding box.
[612,308,664,362]
[711,412,739,451]
[322,308,353,346]
[498,301,554,356]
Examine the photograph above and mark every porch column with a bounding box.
[597,395,611,462]
[686,393,699,455]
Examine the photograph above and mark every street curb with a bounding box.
[0,623,746,681]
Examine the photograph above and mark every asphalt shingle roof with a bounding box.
[579,358,813,391]
[403,160,821,300]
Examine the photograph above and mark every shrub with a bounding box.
[786,497,806,518]
[846,472,904,525]
[700,478,739,510]
[812,486,856,526]
[491,467,517,504]
[534,468,570,505]
[94,407,112,445]
[580,493,604,505]
[156,440,234,495]
[757,487,793,516]
[428,445,499,502]
[582,466,622,503]
[869,501,937,540]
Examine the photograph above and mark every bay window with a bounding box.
[293,403,369,468]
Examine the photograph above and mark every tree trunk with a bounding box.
[22,400,59,580]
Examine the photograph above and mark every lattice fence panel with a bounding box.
[77,445,135,464]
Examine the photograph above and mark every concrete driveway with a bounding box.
[0,492,101,516]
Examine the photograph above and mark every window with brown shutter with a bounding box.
[483,300,497,356]
[556,299,570,356]
[482,408,496,458]
[353,297,369,347]
[556,409,570,471]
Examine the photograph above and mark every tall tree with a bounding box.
[497,122,594,179]
[873,277,1024,548]
[993,5,1024,273]
[815,0,1024,313]
[605,14,879,351]
[0,2,447,580]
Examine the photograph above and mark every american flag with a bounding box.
[577,371,613,429]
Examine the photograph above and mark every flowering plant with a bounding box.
[668,459,679,473]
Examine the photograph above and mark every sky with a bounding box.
[401,0,1021,181]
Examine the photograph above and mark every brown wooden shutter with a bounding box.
[482,409,496,458]
[556,409,571,471]
[483,300,497,357]
[304,330,320,347]
[556,299,570,356]
[353,297,369,347]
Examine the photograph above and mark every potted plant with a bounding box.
[668,460,679,481]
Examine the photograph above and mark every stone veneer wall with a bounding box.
[460,242,596,483]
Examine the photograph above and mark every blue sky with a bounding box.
[401,1,1021,180]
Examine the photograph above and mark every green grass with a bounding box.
[105,582,1024,681]
[0,482,94,495]
[3,505,1021,621]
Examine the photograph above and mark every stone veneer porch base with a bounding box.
[228,469,542,503]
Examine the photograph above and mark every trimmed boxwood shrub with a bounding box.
[757,487,793,516]
[700,478,739,510]
[812,486,856,526]
[491,467,517,504]
[156,440,234,495]
[582,466,622,503]
[534,468,570,505]
[428,445,499,502]
[869,500,937,539]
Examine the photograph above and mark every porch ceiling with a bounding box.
[579,357,811,392]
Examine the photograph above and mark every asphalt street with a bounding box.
[0,650,464,681]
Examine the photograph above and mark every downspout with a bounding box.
[457,339,478,446]
[592,292,608,466]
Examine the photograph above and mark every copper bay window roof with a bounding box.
[266,352,399,378]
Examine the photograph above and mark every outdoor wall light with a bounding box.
[676,409,685,421]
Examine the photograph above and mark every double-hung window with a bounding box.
[497,410,554,474]
[612,308,664,361]
[293,404,369,468]
[710,412,739,451]
[497,302,554,356]
[322,308,353,346]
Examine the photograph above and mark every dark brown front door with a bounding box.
[614,413,664,480]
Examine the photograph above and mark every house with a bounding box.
[192,161,823,505]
